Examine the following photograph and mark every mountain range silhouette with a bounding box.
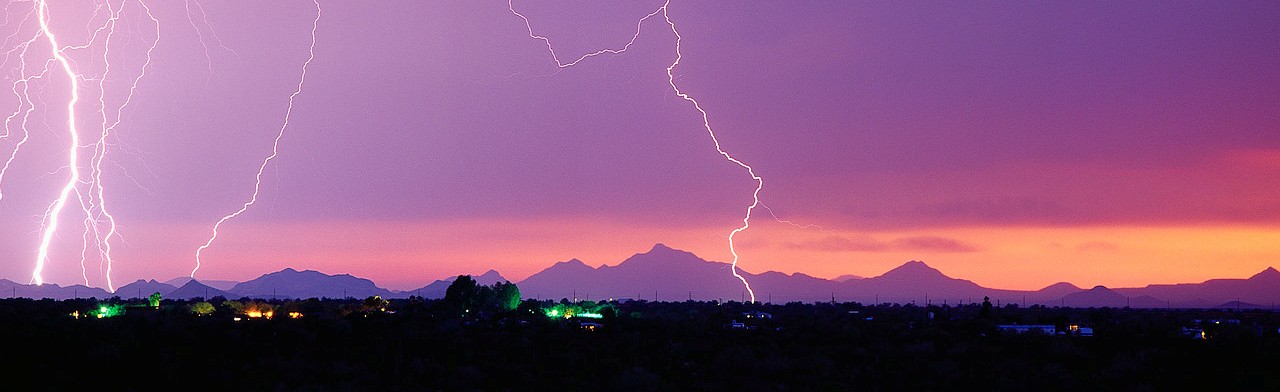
[4,244,1276,308]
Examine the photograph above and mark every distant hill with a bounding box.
[228,268,394,299]
[839,260,1003,304]
[1115,267,1280,308]
[514,244,1023,304]
[1215,300,1271,309]
[115,280,177,299]
[164,277,238,291]
[517,244,1280,308]
[408,270,509,299]
[518,244,837,302]
[168,280,229,300]
[0,279,111,300]
[5,244,1277,308]
[1055,285,1164,308]
[1062,286,1126,308]
[519,243,847,302]
[1036,282,1084,301]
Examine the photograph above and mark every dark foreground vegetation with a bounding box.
[2,293,1279,391]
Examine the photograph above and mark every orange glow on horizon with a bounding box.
[47,219,1280,293]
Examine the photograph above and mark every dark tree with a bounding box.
[444,275,478,312]
[496,282,521,311]
[476,284,496,309]
[188,301,214,316]
[443,276,522,314]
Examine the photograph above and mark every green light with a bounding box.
[93,304,124,318]
[545,304,613,320]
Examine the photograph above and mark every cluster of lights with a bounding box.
[231,310,301,320]
[91,304,124,319]
[245,309,273,319]
[543,304,608,320]
[244,303,276,319]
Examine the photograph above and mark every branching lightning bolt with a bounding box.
[192,0,320,278]
[0,27,45,207]
[30,0,82,287]
[510,2,662,70]
[86,0,159,291]
[511,0,760,302]
[5,0,158,291]
[762,204,827,231]
[183,0,239,86]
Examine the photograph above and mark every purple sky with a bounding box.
[1,1,1278,290]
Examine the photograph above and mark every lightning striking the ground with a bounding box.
[29,0,84,288]
[9,1,775,296]
[510,0,761,302]
[0,0,162,291]
[1,0,279,290]
[84,1,158,292]
[192,0,320,279]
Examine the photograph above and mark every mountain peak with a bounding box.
[542,258,594,273]
[1250,267,1280,281]
[168,279,229,300]
[1041,282,1081,290]
[617,244,707,271]
[879,260,945,279]
[639,243,700,259]
[268,268,329,278]
[230,268,390,299]
[178,279,212,289]
[648,243,676,253]
[474,270,508,285]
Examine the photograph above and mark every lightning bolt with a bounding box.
[30,0,83,287]
[192,0,320,278]
[762,204,827,231]
[511,0,760,302]
[184,0,240,86]
[0,27,44,207]
[85,0,158,291]
[4,0,158,291]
